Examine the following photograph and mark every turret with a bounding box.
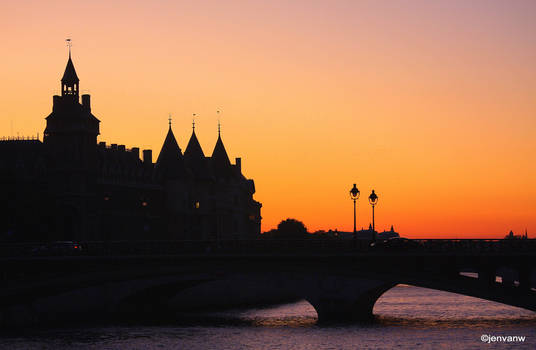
[43,44,100,169]
[154,119,187,181]
[184,119,211,179]
[61,45,80,101]
[211,122,232,179]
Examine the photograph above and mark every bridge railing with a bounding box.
[81,239,370,255]
[0,238,534,257]
[415,239,535,254]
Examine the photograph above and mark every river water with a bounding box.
[1,285,535,349]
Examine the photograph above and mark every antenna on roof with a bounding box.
[217,110,221,137]
[66,38,72,58]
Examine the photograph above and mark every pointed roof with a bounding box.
[185,130,205,159]
[154,126,187,180]
[212,133,230,162]
[61,54,79,83]
[211,134,232,177]
[185,130,212,180]
[212,119,229,163]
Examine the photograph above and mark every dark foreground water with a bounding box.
[1,285,535,349]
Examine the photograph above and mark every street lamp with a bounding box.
[368,190,378,241]
[349,184,360,239]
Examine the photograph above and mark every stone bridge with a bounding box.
[0,239,535,325]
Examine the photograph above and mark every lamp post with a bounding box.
[368,190,378,241]
[349,184,360,241]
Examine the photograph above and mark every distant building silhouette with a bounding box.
[504,230,528,240]
[324,225,400,240]
[355,224,377,240]
[0,51,261,241]
[378,225,400,240]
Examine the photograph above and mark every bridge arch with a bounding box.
[303,283,396,323]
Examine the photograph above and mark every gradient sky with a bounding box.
[1,0,535,238]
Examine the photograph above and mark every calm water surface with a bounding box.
[2,285,535,349]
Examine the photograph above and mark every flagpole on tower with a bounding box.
[217,110,221,137]
[66,38,72,58]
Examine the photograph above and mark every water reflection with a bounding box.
[1,285,535,350]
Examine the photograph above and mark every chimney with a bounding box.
[111,144,118,150]
[118,145,126,152]
[235,157,241,172]
[53,95,61,111]
[131,147,140,159]
[82,94,91,111]
[98,141,106,149]
[143,149,152,164]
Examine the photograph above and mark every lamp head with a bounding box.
[368,189,378,206]
[349,184,360,200]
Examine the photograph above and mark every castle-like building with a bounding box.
[0,51,262,242]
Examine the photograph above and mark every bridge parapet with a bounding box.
[0,238,535,257]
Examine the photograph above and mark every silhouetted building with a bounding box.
[325,225,400,240]
[355,224,378,240]
[504,230,528,240]
[0,51,261,242]
[378,225,400,240]
[325,224,378,240]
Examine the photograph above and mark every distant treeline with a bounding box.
[261,218,338,239]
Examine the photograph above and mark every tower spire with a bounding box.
[168,113,172,128]
[192,113,196,131]
[66,38,72,58]
[217,110,221,137]
[61,39,79,99]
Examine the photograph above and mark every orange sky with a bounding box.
[1,1,535,238]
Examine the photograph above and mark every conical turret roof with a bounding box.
[185,130,212,180]
[185,130,205,159]
[211,134,232,178]
[61,54,79,83]
[154,126,187,180]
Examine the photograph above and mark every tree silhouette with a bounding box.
[276,218,308,238]
[262,218,309,239]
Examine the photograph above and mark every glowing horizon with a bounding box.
[1,1,535,238]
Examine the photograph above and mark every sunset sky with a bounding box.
[1,0,534,238]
